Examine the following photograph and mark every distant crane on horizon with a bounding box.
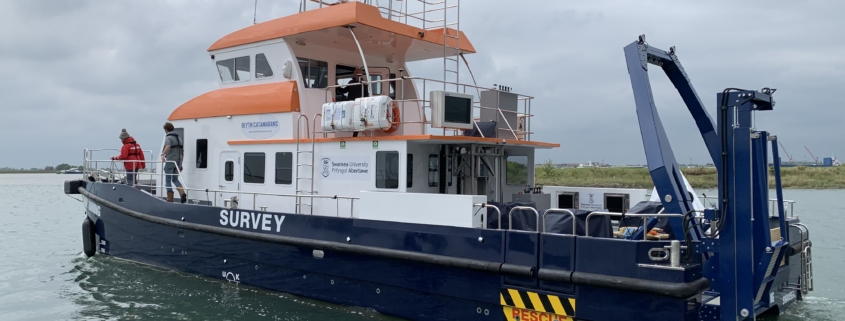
[778,142,794,162]
[804,146,819,164]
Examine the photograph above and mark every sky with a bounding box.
[0,0,842,169]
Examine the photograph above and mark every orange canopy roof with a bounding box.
[207,2,475,54]
[168,81,300,121]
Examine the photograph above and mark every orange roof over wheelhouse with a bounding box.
[207,1,475,54]
[168,82,300,121]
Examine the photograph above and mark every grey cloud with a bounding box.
[0,0,842,169]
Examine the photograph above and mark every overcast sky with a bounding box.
[1,0,842,169]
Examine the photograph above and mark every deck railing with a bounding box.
[698,195,796,218]
[81,151,359,217]
[323,76,534,140]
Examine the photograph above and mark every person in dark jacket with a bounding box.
[111,129,146,186]
[337,67,369,101]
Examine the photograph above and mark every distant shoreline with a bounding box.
[535,166,845,189]
[6,167,842,189]
[0,170,61,174]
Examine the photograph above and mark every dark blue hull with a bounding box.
[85,182,515,320]
[77,182,739,321]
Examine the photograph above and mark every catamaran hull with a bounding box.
[73,181,797,321]
[80,182,519,321]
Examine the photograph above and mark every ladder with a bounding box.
[443,0,461,92]
[791,223,814,295]
[295,115,315,214]
[421,0,461,92]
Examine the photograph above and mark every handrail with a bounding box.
[321,75,535,140]
[542,208,576,236]
[700,194,796,218]
[84,159,188,189]
[322,76,534,100]
[508,206,540,232]
[496,106,518,139]
[474,203,501,230]
[84,157,360,216]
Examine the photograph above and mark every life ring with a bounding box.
[383,103,401,134]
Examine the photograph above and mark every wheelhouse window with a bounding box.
[376,151,399,189]
[428,154,439,187]
[298,58,328,88]
[224,161,234,182]
[275,152,293,185]
[196,139,208,169]
[216,56,250,83]
[506,155,528,186]
[407,154,413,188]
[255,53,273,78]
[243,152,265,184]
[369,74,383,95]
[336,65,358,101]
[336,65,383,100]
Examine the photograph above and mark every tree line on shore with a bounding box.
[535,164,845,189]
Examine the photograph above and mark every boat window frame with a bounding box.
[506,155,529,186]
[275,152,293,185]
[376,151,400,190]
[255,53,274,80]
[196,139,208,169]
[243,152,266,185]
[298,57,328,89]
[216,56,251,84]
[224,161,234,182]
[407,153,413,188]
[428,154,439,187]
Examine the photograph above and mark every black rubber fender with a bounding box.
[82,217,97,257]
[538,268,709,299]
[64,180,82,195]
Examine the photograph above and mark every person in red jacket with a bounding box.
[111,129,146,186]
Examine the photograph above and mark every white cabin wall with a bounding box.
[209,39,296,89]
[311,140,408,217]
[221,143,299,213]
[173,138,409,217]
[208,40,307,139]
[168,113,293,200]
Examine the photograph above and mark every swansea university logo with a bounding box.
[321,158,331,177]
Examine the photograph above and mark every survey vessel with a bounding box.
[65,1,814,320]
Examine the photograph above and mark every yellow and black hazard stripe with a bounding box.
[500,288,576,317]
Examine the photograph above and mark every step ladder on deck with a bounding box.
[789,223,814,296]
[295,115,316,214]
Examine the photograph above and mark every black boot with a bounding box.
[177,187,187,204]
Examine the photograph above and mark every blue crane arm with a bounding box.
[623,36,716,239]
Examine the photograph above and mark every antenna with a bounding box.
[253,0,258,25]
